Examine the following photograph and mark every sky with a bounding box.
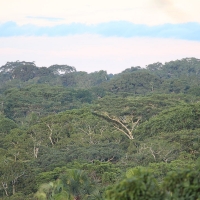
[0,0,200,74]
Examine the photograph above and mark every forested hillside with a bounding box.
[0,58,200,199]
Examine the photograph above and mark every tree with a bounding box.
[35,169,95,200]
[162,167,200,199]
[105,166,200,200]
[93,111,141,140]
[0,158,25,196]
[105,167,161,200]
[0,118,18,134]
[138,103,200,137]
[61,169,92,200]
[35,179,70,200]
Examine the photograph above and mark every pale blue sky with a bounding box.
[0,0,200,73]
[1,21,200,41]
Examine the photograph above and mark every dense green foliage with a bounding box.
[105,166,200,200]
[0,58,200,199]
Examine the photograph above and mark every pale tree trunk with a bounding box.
[101,112,141,140]
[46,124,54,146]
[30,133,41,159]
[11,172,25,195]
[12,183,15,195]
[1,182,9,196]
[33,145,39,158]
[79,125,96,144]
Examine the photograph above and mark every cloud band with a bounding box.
[0,21,199,41]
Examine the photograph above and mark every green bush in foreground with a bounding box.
[105,168,162,200]
[105,167,200,200]
[163,168,200,200]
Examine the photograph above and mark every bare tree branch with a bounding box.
[95,111,141,140]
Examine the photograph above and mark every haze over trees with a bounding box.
[0,58,200,199]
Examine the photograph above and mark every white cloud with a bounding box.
[0,35,200,74]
